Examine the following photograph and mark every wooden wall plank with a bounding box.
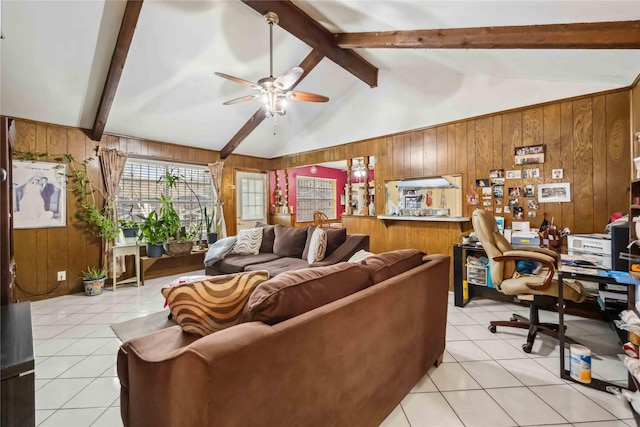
[572,98,594,234]
[592,95,608,232]
[606,92,631,217]
[423,129,437,176]
[560,102,574,231]
[543,104,562,226]
[436,126,448,174]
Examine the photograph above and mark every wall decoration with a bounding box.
[483,200,492,207]
[508,187,522,197]
[527,200,539,209]
[527,211,537,218]
[523,168,540,178]
[504,206,511,214]
[538,183,571,203]
[466,188,479,205]
[484,206,494,212]
[496,207,502,214]
[495,199,502,206]
[506,170,521,179]
[515,144,545,165]
[493,185,504,198]
[13,160,67,229]
[489,169,505,185]
[513,206,524,219]
[482,196,492,200]
[508,198,519,207]
[524,185,535,198]
[481,187,492,196]
[475,179,490,187]
[552,168,564,179]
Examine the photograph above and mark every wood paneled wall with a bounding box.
[632,76,640,162]
[11,119,268,300]
[271,89,631,267]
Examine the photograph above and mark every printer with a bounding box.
[510,221,541,247]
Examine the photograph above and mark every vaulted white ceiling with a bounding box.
[2,0,639,159]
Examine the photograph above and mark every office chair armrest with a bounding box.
[513,246,559,261]
[499,250,556,265]
[494,250,556,291]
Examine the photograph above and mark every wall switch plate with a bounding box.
[57,271,66,281]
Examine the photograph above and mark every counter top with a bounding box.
[377,215,470,223]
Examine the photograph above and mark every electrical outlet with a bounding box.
[57,271,66,281]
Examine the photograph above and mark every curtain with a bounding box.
[208,162,227,239]
[98,147,128,279]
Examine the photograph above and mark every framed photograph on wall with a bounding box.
[538,182,571,203]
[13,160,67,229]
[515,144,545,165]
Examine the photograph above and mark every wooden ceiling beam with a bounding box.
[241,0,378,88]
[219,49,325,160]
[89,0,144,141]
[335,20,640,49]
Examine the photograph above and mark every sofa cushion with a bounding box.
[360,249,425,284]
[273,224,308,258]
[307,228,327,263]
[244,257,310,276]
[231,227,263,255]
[218,253,280,274]
[161,271,270,336]
[240,263,373,325]
[260,225,275,253]
[348,249,374,263]
[325,228,347,256]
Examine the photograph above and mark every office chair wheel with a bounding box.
[488,325,497,333]
[522,343,533,353]
[510,316,518,322]
[168,313,173,320]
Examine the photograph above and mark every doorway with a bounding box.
[235,171,267,231]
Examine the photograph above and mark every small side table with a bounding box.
[112,243,141,290]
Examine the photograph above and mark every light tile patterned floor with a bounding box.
[30,274,637,426]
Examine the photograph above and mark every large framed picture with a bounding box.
[515,144,545,165]
[13,160,66,229]
[538,182,571,203]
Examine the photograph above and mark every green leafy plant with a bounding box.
[54,153,119,240]
[118,219,138,229]
[82,265,107,281]
[159,194,181,240]
[137,210,166,245]
[158,169,207,240]
[203,207,218,234]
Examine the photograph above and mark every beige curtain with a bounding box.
[208,162,227,239]
[98,147,128,279]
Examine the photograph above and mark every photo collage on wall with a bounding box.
[470,146,569,220]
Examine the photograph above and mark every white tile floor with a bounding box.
[29,273,638,427]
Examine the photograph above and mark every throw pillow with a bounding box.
[348,249,374,263]
[324,228,347,256]
[240,263,373,325]
[307,228,327,264]
[161,271,270,336]
[255,223,275,253]
[360,249,425,284]
[272,224,308,258]
[231,227,263,255]
[204,236,237,266]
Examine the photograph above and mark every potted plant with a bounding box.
[82,265,107,296]
[137,210,166,258]
[204,207,218,245]
[118,219,139,243]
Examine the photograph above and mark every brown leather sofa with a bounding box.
[118,253,450,427]
[205,224,369,277]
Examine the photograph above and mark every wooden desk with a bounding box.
[1,302,35,427]
[112,244,140,290]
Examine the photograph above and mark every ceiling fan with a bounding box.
[215,11,329,119]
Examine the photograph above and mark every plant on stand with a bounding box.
[82,265,107,296]
[204,207,218,245]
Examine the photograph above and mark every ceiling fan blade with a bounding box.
[214,72,261,90]
[286,91,329,103]
[223,94,261,105]
[274,67,303,90]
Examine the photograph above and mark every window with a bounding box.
[296,176,335,222]
[116,159,213,231]
[240,177,265,220]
